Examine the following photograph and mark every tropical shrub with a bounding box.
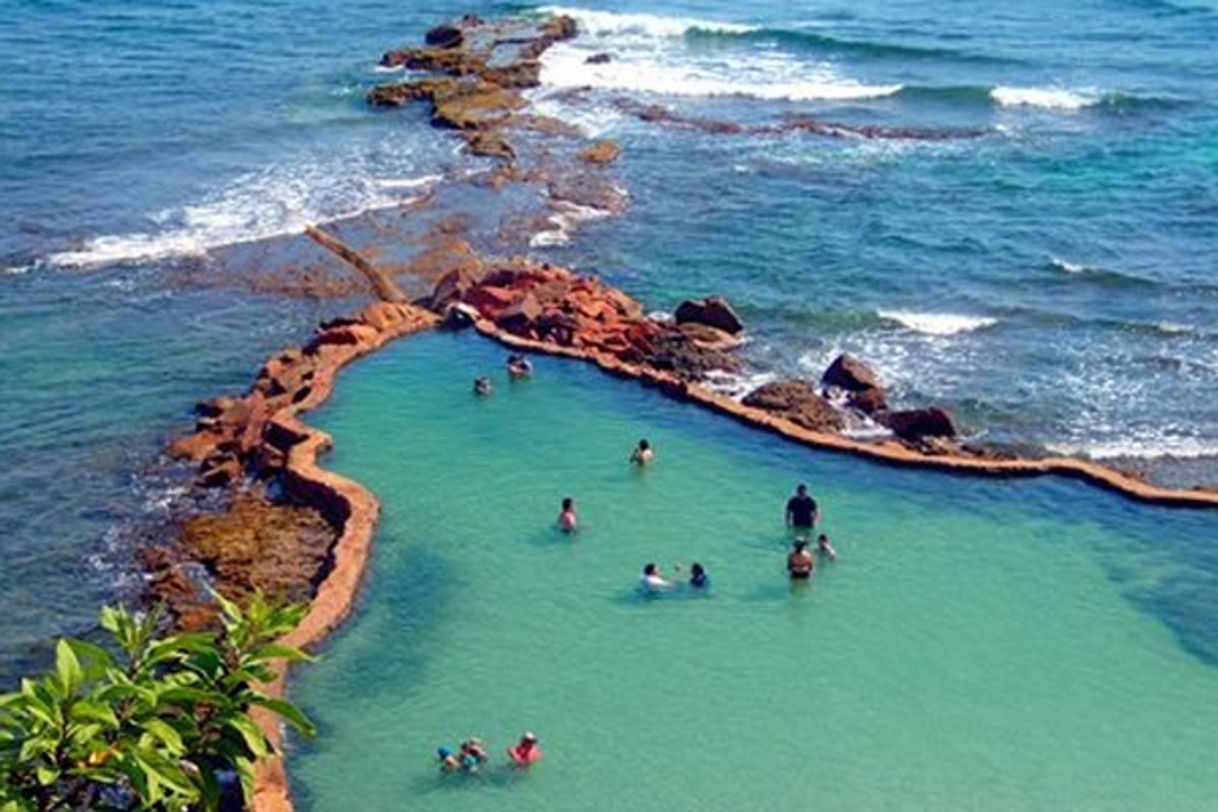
[0,591,315,811]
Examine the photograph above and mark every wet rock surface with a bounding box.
[742,380,846,433]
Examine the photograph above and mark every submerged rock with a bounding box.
[674,296,744,335]
[581,139,621,164]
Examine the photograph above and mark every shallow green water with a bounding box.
[290,332,1218,811]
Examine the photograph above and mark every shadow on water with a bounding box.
[409,764,533,797]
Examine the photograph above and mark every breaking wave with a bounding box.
[877,309,998,336]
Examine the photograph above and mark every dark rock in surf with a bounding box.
[880,407,957,442]
[674,296,744,335]
[821,353,887,414]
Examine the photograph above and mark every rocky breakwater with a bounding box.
[428,264,973,455]
[367,14,577,157]
[147,300,439,628]
[431,264,745,380]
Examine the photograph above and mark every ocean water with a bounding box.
[289,332,1218,811]
[0,0,1215,680]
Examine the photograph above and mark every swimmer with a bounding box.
[816,533,838,560]
[689,562,709,589]
[558,497,578,533]
[436,746,462,773]
[641,562,676,593]
[459,738,488,772]
[787,538,814,580]
[473,376,493,396]
[785,483,820,531]
[507,354,534,378]
[507,732,542,766]
[629,439,654,466]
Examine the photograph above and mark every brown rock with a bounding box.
[464,131,516,159]
[880,407,957,442]
[424,23,464,48]
[495,292,543,334]
[168,431,220,463]
[306,323,379,353]
[431,268,476,309]
[432,85,525,130]
[585,52,612,64]
[822,353,882,393]
[674,296,744,335]
[742,380,845,433]
[848,387,888,415]
[581,139,621,164]
[676,322,744,351]
[367,77,460,107]
[358,301,407,332]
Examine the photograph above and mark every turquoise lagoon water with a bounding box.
[289,332,1218,811]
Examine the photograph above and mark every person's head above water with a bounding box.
[796,483,808,496]
[561,497,574,512]
[643,562,658,576]
[817,534,829,543]
[691,562,705,577]
[793,538,809,551]
[638,439,650,450]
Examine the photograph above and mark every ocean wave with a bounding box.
[536,6,902,102]
[991,86,1096,110]
[1046,256,1159,288]
[538,6,754,37]
[877,309,998,336]
[45,162,444,269]
[685,25,1008,64]
[894,84,1178,114]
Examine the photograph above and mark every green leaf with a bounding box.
[247,643,313,664]
[226,715,268,758]
[34,765,58,786]
[55,640,83,697]
[65,639,116,676]
[140,718,184,753]
[248,696,316,738]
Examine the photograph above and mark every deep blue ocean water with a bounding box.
[1,0,1217,677]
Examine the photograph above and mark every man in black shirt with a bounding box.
[785,483,819,530]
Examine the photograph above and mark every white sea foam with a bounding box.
[539,6,756,37]
[991,86,1095,110]
[702,369,777,399]
[1049,255,1087,274]
[46,159,444,269]
[1047,435,1218,461]
[529,200,613,249]
[877,309,997,336]
[536,7,901,103]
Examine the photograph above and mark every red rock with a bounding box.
[674,296,744,335]
[305,323,378,353]
[848,387,888,415]
[465,285,518,316]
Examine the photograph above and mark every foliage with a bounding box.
[0,592,315,811]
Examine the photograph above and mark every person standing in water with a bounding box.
[558,497,578,533]
[473,376,493,396]
[507,354,533,378]
[689,562,710,589]
[507,732,542,766]
[629,439,654,466]
[785,483,820,531]
[640,563,676,593]
[787,538,815,580]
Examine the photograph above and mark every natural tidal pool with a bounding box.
[289,331,1218,811]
